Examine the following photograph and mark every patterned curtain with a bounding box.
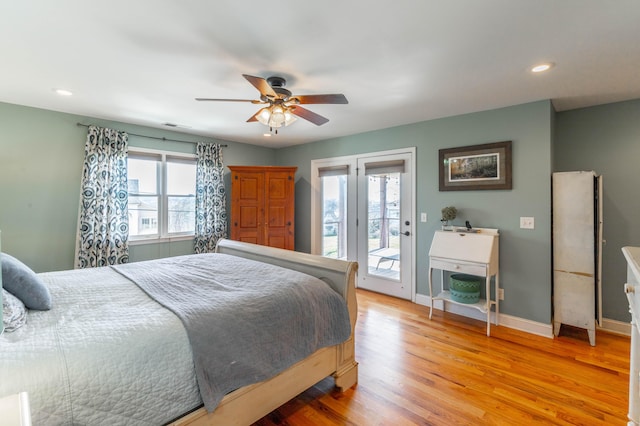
[75,125,129,268]
[194,143,227,253]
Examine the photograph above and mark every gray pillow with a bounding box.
[1,253,51,310]
[2,289,27,332]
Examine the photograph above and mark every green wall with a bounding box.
[0,101,274,272]
[555,99,640,321]
[4,96,634,325]
[278,100,554,324]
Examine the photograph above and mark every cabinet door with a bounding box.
[264,170,295,250]
[231,170,265,245]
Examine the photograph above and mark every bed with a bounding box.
[0,239,359,425]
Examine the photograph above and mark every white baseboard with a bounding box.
[599,318,631,336]
[415,294,631,339]
[415,294,553,338]
[415,294,630,339]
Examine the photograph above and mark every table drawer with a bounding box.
[430,258,486,277]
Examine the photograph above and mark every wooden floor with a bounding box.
[253,289,630,426]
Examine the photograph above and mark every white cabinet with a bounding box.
[428,228,500,336]
[552,171,603,346]
[623,246,640,426]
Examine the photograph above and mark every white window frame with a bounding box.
[311,156,358,259]
[128,147,197,245]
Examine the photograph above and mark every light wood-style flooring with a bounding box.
[254,289,630,425]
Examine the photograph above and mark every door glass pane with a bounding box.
[367,173,401,280]
[321,175,347,259]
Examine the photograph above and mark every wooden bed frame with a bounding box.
[170,239,359,426]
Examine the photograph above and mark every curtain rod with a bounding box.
[76,123,227,147]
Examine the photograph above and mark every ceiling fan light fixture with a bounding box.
[283,109,297,126]
[256,104,297,131]
[256,107,272,125]
[270,105,286,127]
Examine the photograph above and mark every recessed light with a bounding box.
[531,63,554,73]
[54,88,73,96]
[263,133,271,137]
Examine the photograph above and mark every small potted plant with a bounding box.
[441,206,457,231]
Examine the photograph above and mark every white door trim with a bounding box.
[311,147,416,301]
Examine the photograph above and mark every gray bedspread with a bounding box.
[0,266,201,426]
[112,253,351,412]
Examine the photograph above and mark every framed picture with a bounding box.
[439,141,512,191]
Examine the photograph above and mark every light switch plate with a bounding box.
[520,217,535,229]
[420,212,427,222]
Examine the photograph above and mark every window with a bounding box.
[128,149,196,241]
[312,161,357,261]
[318,166,349,259]
[167,158,197,234]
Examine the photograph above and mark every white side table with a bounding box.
[428,228,500,336]
[0,392,32,426]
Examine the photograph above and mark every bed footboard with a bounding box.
[171,240,358,426]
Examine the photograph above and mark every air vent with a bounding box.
[162,123,192,129]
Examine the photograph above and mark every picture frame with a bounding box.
[439,141,512,191]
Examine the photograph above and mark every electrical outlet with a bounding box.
[520,217,535,229]
[421,212,427,222]
[498,288,504,300]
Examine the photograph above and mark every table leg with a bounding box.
[428,267,433,319]
[495,273,500,326]
[486,276,491,336]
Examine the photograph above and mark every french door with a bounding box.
[311,149,415,300]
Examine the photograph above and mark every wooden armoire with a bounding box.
[228,166,297,250]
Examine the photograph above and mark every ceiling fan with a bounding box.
[196,74,348,133]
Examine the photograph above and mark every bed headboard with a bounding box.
[215,239,357,301]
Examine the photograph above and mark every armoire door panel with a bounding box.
[238,236,259,245]
[238,177,260,199]
[239,206,259,227]
[266,236,287,249]
[267,206,286,226]
[268,178,287,199]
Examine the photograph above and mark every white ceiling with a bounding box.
[2,1,640,148]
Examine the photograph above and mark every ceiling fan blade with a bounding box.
[292,94,348,104]
[195,98,264,104]
[242,74,277,98]
[290,106,330,126]
[246,112,259,123]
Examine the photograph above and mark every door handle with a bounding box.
[402,231,410,236]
